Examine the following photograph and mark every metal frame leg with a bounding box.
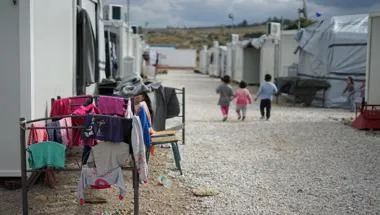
[182,87,185,145]
[171,142,182,175]
[20,118,28,215]
[132,163,139,215]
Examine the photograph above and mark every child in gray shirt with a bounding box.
[216,75,234,121]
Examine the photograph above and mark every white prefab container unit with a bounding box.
[219,46,228,77]
[279,30,299,77]
[82,0,107,94]
[208,41,221,77]
[131,34,144,76]
[226,34,239,79]
[104,20,135,79]
[233,41,261,85]
[226,43,233,77]
[366,11,380,104]
[199,46,209,74]
[0,0,76,177]
[260,37,278,84]
[232,35,278,85]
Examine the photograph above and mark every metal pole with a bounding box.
[20,118,28,215]
[126,0,130,56]
[132,161,139,215]
[107,30,113,79]
[182,88,185,145]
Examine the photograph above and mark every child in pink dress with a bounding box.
[235,81,253,121]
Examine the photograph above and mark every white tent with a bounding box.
[279,30,299,77]
[366,11,380,105]
[295,14,368,108]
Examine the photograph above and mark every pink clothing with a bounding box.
[97,96,126,117]
[220,105,229,116]
[235,88,252,105]
[59,117,73,146]
[28,122,49,145]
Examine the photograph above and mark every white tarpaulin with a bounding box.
[295,14,368,108]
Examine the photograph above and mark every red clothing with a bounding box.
[71,104,100,147]
[28,122,49,145]
[50,99,71,117]
[235,88,253,105]
[50,96,92,117]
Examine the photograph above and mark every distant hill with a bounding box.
[145,18,314,51]
[145,25,268,51]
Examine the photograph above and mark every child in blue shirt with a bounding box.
[255,74,278,120]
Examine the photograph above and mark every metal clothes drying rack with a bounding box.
[19,114,141,215]
[173,87,186,145]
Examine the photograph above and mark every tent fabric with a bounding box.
[295,14,368,108]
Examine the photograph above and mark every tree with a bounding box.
[285,18,316,30]
[239,19,248,26]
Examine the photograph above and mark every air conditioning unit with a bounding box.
[103,4,124,21]
[267,22,281,40]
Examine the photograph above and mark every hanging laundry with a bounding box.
[77,165,126,205]
[137,106,152,148]
[46,121,62,143]
[58,117,73,146]
[97,96,126,117]
[76,7,96,95]
[87,141,130,176]
[131,116,148,183]
[135,101,152,125]
[148,85,180,131]
[69,96,93,113]
[27,141,66,169]
[82,115,129,143]
[125,98,133,119]
[114,74,150,99]
[72,104,99,147]
[27,122,49,145]
[50,96,92,117]
[164,87,180,119]
[50,98,72,117]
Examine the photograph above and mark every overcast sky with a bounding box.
[104,0,379,27]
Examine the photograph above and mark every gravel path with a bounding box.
[160,70,380,215]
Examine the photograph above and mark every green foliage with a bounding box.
[285,18,316,30]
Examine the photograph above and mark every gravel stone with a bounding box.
[161,70,380,215]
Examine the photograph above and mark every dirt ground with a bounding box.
[0,146,195,215]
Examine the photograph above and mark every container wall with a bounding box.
[0,0,21,177]
[367,15,380,104]
[32,0,75,118]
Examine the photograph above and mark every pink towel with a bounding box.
[59,117,73,146]
[97,96,125,116]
